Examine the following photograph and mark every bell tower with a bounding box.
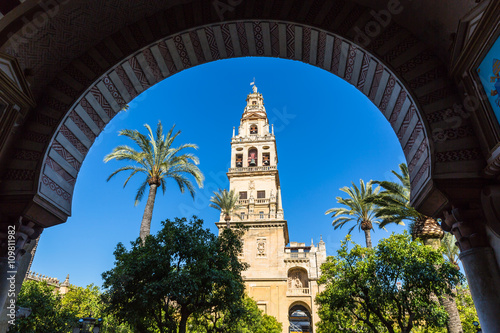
[217,82,289,264]
[216,84,325,333]
[222,84,287,230]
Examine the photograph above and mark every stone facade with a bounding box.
[25,272,70,295]
[216,85,326,333]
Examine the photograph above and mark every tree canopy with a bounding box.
[316,232,463,333]
[188,295,282,333]
[8,281,132,333]
[8,280,75,333]
[101,216,248,333]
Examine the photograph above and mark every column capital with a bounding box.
[0,217,43,259]
[441,207,489,251]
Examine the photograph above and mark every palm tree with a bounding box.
[368,163,442,244]
[325,179,380,248]
[370,163,462,333]
[209,189,242,227]
[104,121,204,242]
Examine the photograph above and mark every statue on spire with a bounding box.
[250,78,257,93]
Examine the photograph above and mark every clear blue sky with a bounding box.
[31,57,407,288]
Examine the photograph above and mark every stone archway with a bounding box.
[1,1,500,331]
[0,2,487,229]
[3,20,457,224]
[289,302,313,333]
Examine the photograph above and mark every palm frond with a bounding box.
[105,121,204,206]
[209,189,242,216]
[134,180,148,206]
[325,179,379,246]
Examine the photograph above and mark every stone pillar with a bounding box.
[442,208,500,333]
[0,217,43,331]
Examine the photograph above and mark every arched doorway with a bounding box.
[289,303,312,333]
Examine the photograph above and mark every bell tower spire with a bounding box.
[219,85,288,243]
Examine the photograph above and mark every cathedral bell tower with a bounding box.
[216,84,325,333]
[216,82,289,261]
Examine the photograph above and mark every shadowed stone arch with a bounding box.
[2,2,500,331]
[0,1,485,228]
[2,20,465,224]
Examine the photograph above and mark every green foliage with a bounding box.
[9,280,132,333]
[367,163,420,228]
[102,216,247,333]
[8,280,75,333]
[209,188,242,223]
[62,284,133,333]
[188,295,281,333]
[325,179,380,248]
[104,121,204,240]
[61,284,103,318]
[441,233,460,267]
[455,285,480,333]
[316,232,464,333]
[104,121,204,203]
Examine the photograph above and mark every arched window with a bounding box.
[262,152,270,166]
[248,148,257,166]
[235,154,243,167]
[289,304,312,333]
[250,124,258,134]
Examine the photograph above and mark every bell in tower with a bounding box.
[248,148,257,166]
[250,124,258,134]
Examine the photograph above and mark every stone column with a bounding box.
[442,208,500,333]
[0,217,43,331]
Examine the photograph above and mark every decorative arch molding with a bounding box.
[0,19,483,225]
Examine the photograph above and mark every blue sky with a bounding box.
[31,57,407,288]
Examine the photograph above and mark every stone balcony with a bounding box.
[287,288,310,296]
[231,135,275,144]
[235,213,280,221]
[238,198,270,205]
[284,252,310,263]
[228,165,277,173]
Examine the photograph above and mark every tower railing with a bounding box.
[286,288,310,296]
[231,135,275,143]
[228,166,277,173]
[284,252,310,259]
[231,213,280,221]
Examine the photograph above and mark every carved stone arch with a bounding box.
[0,5,484,226]
[3,21,444,222]
[287,266,309,289]
[289,301,313,332]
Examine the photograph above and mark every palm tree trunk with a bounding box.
[364,229,372,248]
[140,183,158,242]
[440,292,463,333]
[421,238,463,333]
